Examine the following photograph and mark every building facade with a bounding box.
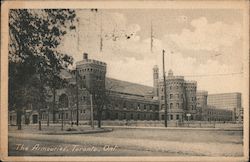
[157,68,198,121]
[207,93,242,122]
[9,53,237,125]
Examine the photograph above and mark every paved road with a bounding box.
[8,126,243,156]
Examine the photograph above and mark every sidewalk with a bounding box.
[102,125,243,131]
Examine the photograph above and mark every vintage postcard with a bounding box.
[1,0,249,161]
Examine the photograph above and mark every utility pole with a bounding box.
[100,11,103,52]
[90,94,94,129]
[150,20,153,53]
[162,49,168,127]
[76,69,79,126]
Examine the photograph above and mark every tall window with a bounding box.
[137,104,140,110]
[176,114,179,120]
[170,103,173,109]
[170,94,173,99]
[176,103,179,108]
[170,114,173,120]
[123,102,126,108]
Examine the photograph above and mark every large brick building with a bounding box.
[8,53,236,125]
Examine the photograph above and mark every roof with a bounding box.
[60,69,154,97]
[106,77,153,97]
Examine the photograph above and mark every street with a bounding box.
[8,126,243,156]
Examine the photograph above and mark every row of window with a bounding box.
[160,103,196,110]
[111,102,158,111]
[78,68,104,73]
[160,94,184,100]
[161,114,182,120]
[105,112,158,120]
[206,111,232,115]
[160,86,196,91]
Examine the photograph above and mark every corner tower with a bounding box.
[153,65,159,97]
[76,53,107,92]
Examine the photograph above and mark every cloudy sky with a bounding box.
[58,9,245,94]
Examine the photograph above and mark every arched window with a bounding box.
[170,103,173,109]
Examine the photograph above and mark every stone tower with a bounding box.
[153,65,159,97]
[75,53,107,93]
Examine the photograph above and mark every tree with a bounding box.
[9,9,76,129]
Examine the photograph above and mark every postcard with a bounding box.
[1,0,249,161]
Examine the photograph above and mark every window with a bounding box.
[115,113,118,119]
[137,104,140,110]
[170,115,173,120]
[170,103,173,109]
[83,75,86,79]
[65,113,68,119]
[137,114,140,120]
[170,94,173,99]
[149,106,152,111]
[176,103,179,108]
[161,96,164,100]
[181,94,183,98]
[169,86,172,90]
[123,102,126,108]
[123,113,126,119]
[161,115,164,120]
[161,104,165,110]
[176,114,179,120]
[177,94,179,98]
[131,113,133,120]
[144,105,146,110]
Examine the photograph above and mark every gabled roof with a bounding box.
[106,77,153,97]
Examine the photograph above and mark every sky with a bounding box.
[57,9,245,94]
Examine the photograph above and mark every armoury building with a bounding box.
[9,53,240,125]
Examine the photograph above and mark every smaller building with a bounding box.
[207,92,242,122]
[202,105,233,122]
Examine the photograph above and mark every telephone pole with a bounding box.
[76,69,79,126]
[150,20,153,53]
[162,50,168,127]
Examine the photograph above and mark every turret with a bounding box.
[153,65,159,97]
[76,53,107,93]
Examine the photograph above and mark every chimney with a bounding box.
[83,53,88,60]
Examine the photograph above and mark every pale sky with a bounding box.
[58,9,245,94]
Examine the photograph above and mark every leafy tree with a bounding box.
[9,9,76,129]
